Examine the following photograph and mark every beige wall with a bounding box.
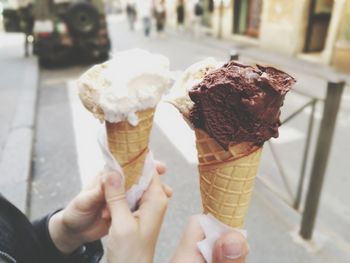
[335,0,350,45]
[211,1,234,38]
[259,0,310,56]
[331,0,350,71]
[164,0,177,26]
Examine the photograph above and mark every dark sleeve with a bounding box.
[32,211,104,263]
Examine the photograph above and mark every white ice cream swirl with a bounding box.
[78,49,172,125]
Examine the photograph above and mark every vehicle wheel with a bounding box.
[65,2,100,36]
[39,57,53,68]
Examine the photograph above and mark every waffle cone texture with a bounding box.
[195,129,262,228]
[106,108,155,190]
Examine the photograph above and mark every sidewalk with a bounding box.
[0,33,39,213]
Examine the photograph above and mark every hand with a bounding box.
[49,172,108,254]
[49,162,169,255]
[105,169,170,263]
[171,215,249,263]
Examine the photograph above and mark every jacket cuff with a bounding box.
[32,210,104,263]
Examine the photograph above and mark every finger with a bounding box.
[170,215,205,263]
[212,231,249,263]
[138,174,168,235]
[178,215,205,249]
[72,181,104,212]
[162,183,173,198]
[101,206,111,220]
[155,161,167,175]
[84,171,104,191]
[103,172,133,224]
[90,217,111,237]
[139,174,168,211]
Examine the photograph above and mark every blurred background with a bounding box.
[0,0,350,262]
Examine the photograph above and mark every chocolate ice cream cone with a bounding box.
[172,59,294,229]
[195,129,262,228]
[106,108,155,190]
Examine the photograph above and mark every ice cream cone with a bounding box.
[106,108,155,190]
[195,129,262,228]
[171,59,294,229]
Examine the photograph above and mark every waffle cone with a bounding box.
[195,129,262,228]
[106,108,155,190]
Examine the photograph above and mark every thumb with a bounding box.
[103,171,133,223]
[212,231,249,263]
[170,215,205,263]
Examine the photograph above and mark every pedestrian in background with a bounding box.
[126,0,137,31]
[154,0,167,37]
[137,0,153,37]
[192,0,204,37]
[176,0,185,32]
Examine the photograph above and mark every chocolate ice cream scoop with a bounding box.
[189,61,296,150]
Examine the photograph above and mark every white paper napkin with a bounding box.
[197,214,247,263]
[98,128,155,211]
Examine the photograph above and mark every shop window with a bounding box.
[233,0,262,38]
[304,0,334,52]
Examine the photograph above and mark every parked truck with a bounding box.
[2,0,111,66]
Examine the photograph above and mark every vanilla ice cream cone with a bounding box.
[106,108,155,190]
[78,49,172,191]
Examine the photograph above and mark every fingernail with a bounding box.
[107,173,121,188]
[222,240,243,260]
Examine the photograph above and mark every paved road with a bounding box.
[0,33,27,160]
[28,16,350,262]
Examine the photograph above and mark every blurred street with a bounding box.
[1,14,350,263]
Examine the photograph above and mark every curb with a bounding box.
[0,57,39,214]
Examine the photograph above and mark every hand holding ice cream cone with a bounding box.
[171,215,249,263]
[78,48,172,191]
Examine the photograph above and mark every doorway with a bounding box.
[233,0,262,38]
[304,0,334,52]
[202,0,215,28]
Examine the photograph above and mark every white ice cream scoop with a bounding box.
[78,48,172,126]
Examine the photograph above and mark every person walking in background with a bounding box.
[154,0,167,37]
[192,0,204,37]
[176,0,185,32]
[126,0,137,31]
[137,0,153,37]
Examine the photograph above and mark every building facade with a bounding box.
[118,0,349,72]
[208,0,350,72]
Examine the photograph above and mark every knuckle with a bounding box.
[145,193,168,214]
[159,194,168,208]
[107,193,126,205]
[153,194,168,213]
[152,185,167,197]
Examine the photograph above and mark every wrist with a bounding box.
[48,210,84,255]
